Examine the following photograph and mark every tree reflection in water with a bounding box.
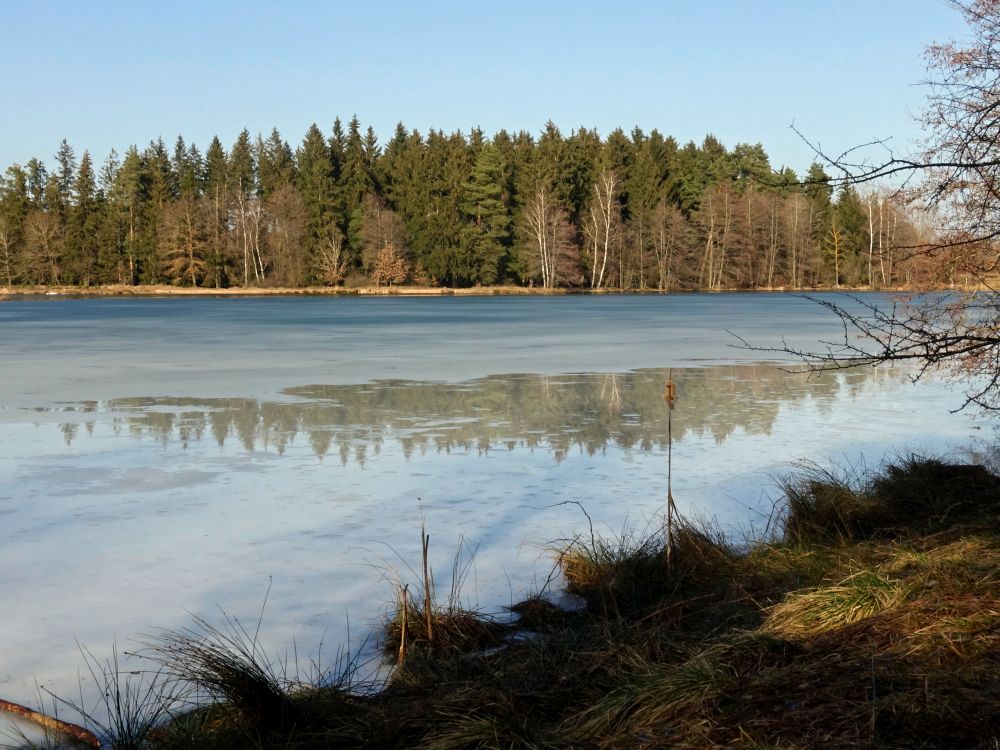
[43,363,905,463]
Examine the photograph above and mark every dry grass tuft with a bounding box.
[145,613,308,738]
[508,596,573,630]
[555,519,735,618]
[383,598,510,658]
[764,570,911,637]
[779,456,1000,546]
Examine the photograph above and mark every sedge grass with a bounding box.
[764,570,912,637]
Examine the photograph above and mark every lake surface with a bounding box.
[0,293,985,736]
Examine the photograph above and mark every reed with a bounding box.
[382,526,510,660]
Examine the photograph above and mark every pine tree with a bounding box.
[341,116,376,260]
[257,128,295,197]
[296,124,337,271]
[67,151,99,284]
[96,149,126,283]
[229,129,256,196]
[173,136,202,198]
[833,186,868,285]
[55,139,77,202]
[459,142,511,285]
[114,147,146,285]
[561,127,602,223]
[804,162,834,284]
[139,139,175,283]
[25,159,47,207]
[626,128,672,289]
[203,137,228,287]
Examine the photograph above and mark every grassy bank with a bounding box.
[13,457,1000,749]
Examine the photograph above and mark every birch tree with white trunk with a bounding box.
[584,169,621,289]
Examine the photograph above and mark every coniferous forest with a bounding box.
[0,118,961,291]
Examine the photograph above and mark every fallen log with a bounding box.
[0,697,100,748]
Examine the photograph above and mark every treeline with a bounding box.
[0,118,952,290]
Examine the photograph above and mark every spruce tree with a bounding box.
[67,151,99,284]
[25,159,46,207]
[203,137,228,286]
[55,139,77,201]
[296,124,336,268]
[257,128,295,197]
[459,142,511,285]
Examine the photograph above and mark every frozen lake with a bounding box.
[0,293,983,737]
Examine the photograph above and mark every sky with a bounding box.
[0,0,971,176]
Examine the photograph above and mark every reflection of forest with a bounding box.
[52,365,904,463]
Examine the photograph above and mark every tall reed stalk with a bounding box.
[422,521,434,647]
[664,370,678,567]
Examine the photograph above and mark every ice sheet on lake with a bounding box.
[0,294,987,739]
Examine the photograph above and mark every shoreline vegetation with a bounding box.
[0,282,991,299]
[7,456,999,749]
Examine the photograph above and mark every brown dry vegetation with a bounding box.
[0,283,558,298]
[1,282,993,301]
[18,457,1000,749]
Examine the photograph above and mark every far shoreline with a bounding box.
[0,282,981,300]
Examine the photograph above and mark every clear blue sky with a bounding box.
[0,0,969,176]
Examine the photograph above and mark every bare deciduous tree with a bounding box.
[0,216,16,286]
[651,200,687,291]
[523,185,580,288]
[371,243,408,287]
[315,230,348,286]
[265,184,307,286]
[746,2,1000,410]
[234,184,266,285]
[584,170,621,289]
[22,209,63,284]
[359,193,407,274]
[159,196,208,286]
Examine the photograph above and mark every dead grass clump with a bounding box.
[415,705,547,750]
[869,456,1000,530]
[565,634,798,746]
[883,534,1000,598]
[747,600,1000,748]
[568,653,734,742]
[555,520,735,618]
[778,463,880,545]
[508,596,573,630]
[764,570,912,637]
[779,456,1000,545]
[381,526,512,661]
[145,612,328,741]
[383,597,510,658]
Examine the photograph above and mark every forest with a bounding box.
[0,118,965,291]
